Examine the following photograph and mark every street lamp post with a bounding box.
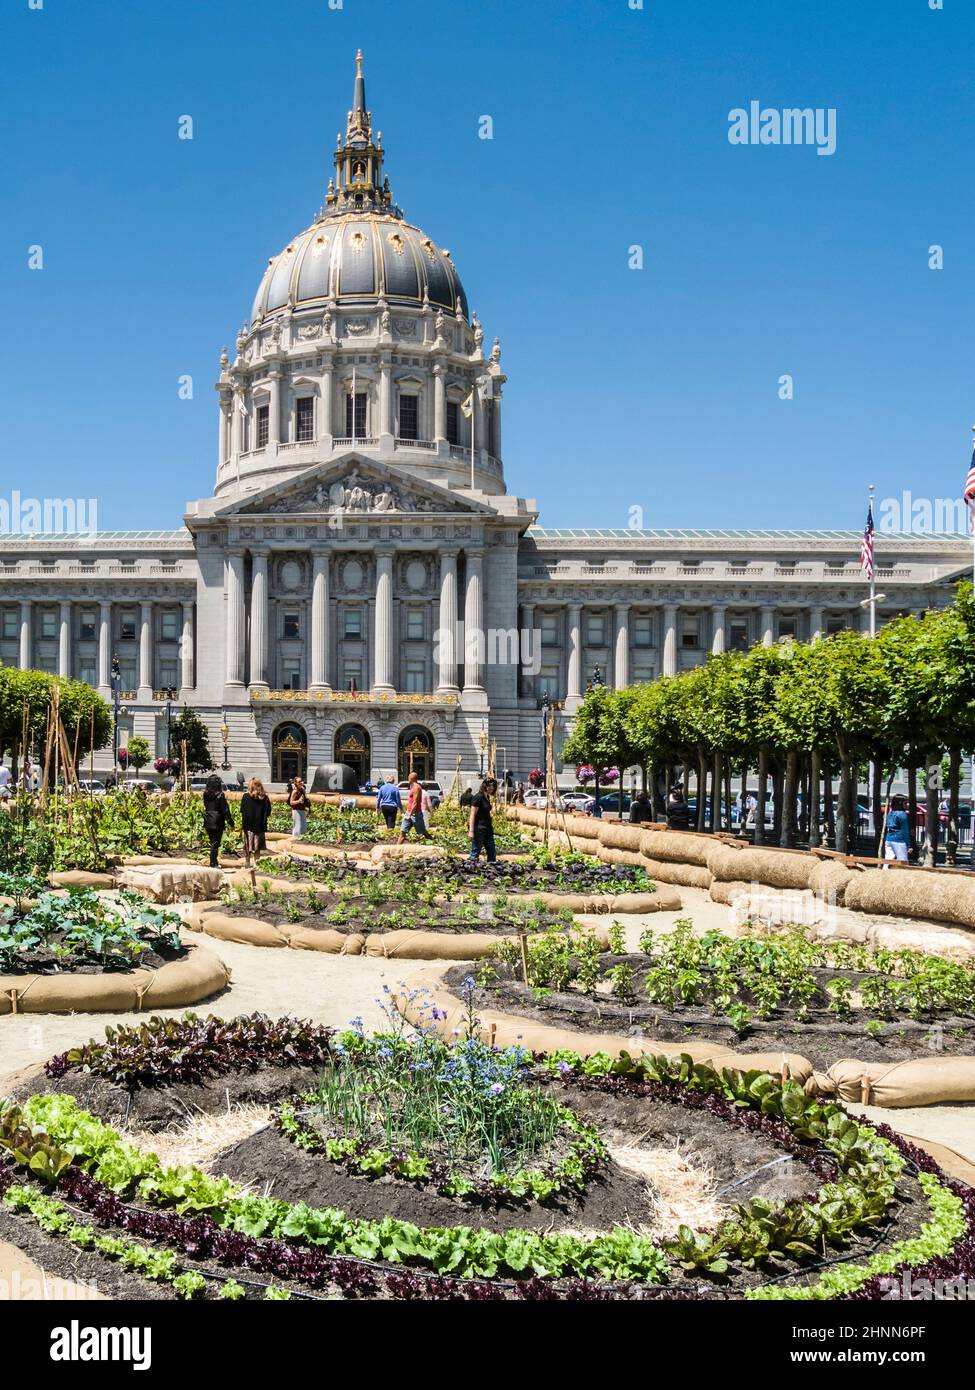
[220,721,231,772]
[111,656,128,781]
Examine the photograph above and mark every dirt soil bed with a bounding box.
[3,940,186,977]
[219,898,569,937]
[454,960,975,1073]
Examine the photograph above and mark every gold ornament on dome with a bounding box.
[349,232,367,255]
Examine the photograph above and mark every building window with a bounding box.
[586,615,605,646]
[281,659,302,690]
[78,662,97,688]
[404,661,425,693]
[344,608,362,639]
[37,653,57,674]
[446,401,460,446]
[159,610,179,642]
[345,392,366,439]
[826,616,846,637]
[540,614,559,646]
[729,621,749,653]
[295,397,315,443]
[778,616,797,640]
[681,616,700,649]
[398,395,418,440]
[119,661,137,691]
[633,615,652,647]
[283,613,300,640]
[1,611,16,640]
[79,611,96,641]
[343,660,362,690]
[158,660,178,691]
[156,725,171,759]
[41,610,57,639]
[406,608,424,640]
[539,669,560,700]
[256,404,269,448]
[119,612,137,641]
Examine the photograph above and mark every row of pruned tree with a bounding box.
[561,584,975,864]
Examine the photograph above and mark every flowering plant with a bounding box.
[527,768,545,787]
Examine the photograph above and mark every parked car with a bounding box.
[586,792,632,815]
[397,780,444,809]
[524,791,555,809]
[120,779,161,795]
[76,779,107,797]
[560,792,592,812]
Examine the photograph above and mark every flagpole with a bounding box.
[470,381,475,491]
[352,367,357,440]
[868,482,876,638]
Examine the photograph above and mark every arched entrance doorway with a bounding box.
[334,724,371,786]
[272,723,307,784]
[398,725,435,781]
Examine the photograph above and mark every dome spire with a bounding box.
[325,49,398,218]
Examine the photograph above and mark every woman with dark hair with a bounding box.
[203,775,234,868]
[468,777,498,862]
[240,777,271,863]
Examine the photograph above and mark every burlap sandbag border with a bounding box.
[0,943,230,1016]
[505,806,975,936]
[187,906,611,960]
[394,966,975,1110]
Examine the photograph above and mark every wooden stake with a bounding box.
[518,930,530,986]
[487,1021,497,1048]
[182,741,189,795]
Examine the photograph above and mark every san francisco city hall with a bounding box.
[0,55,970,788]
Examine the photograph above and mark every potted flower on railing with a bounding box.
[527,768,545,788]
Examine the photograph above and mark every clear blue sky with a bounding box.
[3,0,973,531]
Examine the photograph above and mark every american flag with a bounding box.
[348,677,358,700]
[860,501,875,579]
[965,444,975,532]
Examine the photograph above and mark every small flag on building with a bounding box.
[348,677,358,700]
[860,499,875,579]
[965,442,975,532]
[460,389,474,419]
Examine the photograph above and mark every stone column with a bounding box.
[268,369,282,445]
[437,552,459,693]
[662,604,678,677]
[379,359,393,445]
[218,396,230,466]
[310,553,330,691]
[373,552,395,694]
[566,603,583,705]
[225,553,246,686]
[231,390,245,456]
[760,606,775,646]
[319,362,333,442]
[249,552,269,688]
[711,605,726,655]
[58,601,71,678]
[433,365,446,442]
[138,602,153,698]
[180,601,195,691]
[613,604,629,688]
[809,605,825,642]
[519,601,536,700]
[98,601,111,691]
[463,551,485,694]
[18,601,31,671]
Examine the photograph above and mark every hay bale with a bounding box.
[597,823,645,854]
[706,842,813,891]
[641,858,712,889]
[845,868,975,932]
[48,871,115,889]
[708,879,752,905]
[116,865,224,904]
[807,859,856,906]
[279,926,365,955]
[0,944,229,1015]
[195,911,287,948]
[368,844,446,863]
[639,830,712,867]
[811,1056,975,1108]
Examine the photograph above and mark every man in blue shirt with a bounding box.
[884,794,911,865]
[375,775,402,831]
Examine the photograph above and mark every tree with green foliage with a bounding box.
[0,668,111,779]
[125,737,151,776]
[168,707,213,774]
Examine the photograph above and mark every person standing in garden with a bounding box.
[883,794,911,865]
[375,774,402,831]
[289,775,309,840]
[468,776,498,862]
[240,777,271,863]
[666,784,690,831]
[397,771,431,841]
[203,774,234,868]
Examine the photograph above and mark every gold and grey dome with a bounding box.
[250,52,468,324]
[251,215,468,322]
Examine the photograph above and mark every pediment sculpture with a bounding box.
[262,469,452,516]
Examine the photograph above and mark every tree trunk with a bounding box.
[835,758,851,854]
[923,750,940,868]
[772,765,784,842]
[650,763,666,820]
[780,750,798,848]
[947,749,961,867]
[907,761,918,860]
[709,753,720,832]
[824,773,835,846]
[870,759,883,857]
[724,761,733,833]
[808,751,821,849]
[696,751,707,832]
[755,748,768,845]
